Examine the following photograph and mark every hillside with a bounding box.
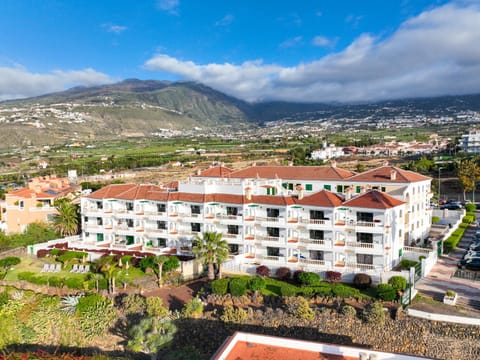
[0,79,480,149]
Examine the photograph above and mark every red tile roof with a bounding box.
[297,190,344,207]
[196,166,234,177]
[8,183,79,200]
[343,190,405,209]
[228,166,355,180]
[347,165,430,183]
[88,184,165,200]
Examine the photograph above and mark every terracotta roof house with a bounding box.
[2,175,81,234]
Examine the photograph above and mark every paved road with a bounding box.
[415,224,480,310]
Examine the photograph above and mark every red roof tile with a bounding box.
[228,166,355,180]
[347,165,430,183]
[343,190,404,209]
[297,190,344,207]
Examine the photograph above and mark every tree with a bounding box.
[192,232,229,280]
[51,198,80,236]
[457,159,480,201]
[154,255,169,288]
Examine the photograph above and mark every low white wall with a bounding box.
[407,309,480,326]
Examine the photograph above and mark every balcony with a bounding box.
[255,235,283,243]
[256,216,285,225]
[257,255,285,264]
[299,258,326,267]
[145,228,168,236]
[147,212,167,221]
[346,241,383,254]
[345,262,383,272]
[300,218,332,228]
[300,238,332,250]
[216,214,243,223]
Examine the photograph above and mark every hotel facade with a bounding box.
[80,163,432,277]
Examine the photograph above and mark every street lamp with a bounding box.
[438,167,444,203]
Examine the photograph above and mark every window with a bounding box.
[126,219,134,227]
[310,210,325,220]
[357,212,373,222]
[191,205,201,214]
[97,233,104,242]
[227,225,239,235]
[267,247,280,257]
[126,202,133,211]
[84,216,88,223]
[288,183,294,191]
[191,223,201,232]
[266,187,276,195]
[309,230,324,240]
[356,254,373,264]
[96,201,103,210]
[266,208,279,218]
[97,218,103,225]
[381,187,386,192]
[157,203,166,213]
[226,206,238,216]
[305,184,313,191]
[158,238,167,247]
[324,184,331,191]
[267,227,279,237]
[157,221,166,229]
[309,250,324,260]
[282,183,288,189]
[229,244,239,255]
[126,236,134,245]
[356,232,373,243]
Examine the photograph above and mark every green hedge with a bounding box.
[400,259,418,269]
[376,283,396,301]
[57,251,88,263]
[462,215,475,224]
[211,278,230,295]
[229,278,248,296]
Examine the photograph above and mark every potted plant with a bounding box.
[443,290,457,305]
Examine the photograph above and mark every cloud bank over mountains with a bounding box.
[145,3,480,103]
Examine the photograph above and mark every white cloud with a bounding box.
[0,66,114,101]
[107,25,127,34]
[156,0,179,15]
[312,35,336,48]
[145,2,480,103]
[279,36,303,48]
[215,14,234,27]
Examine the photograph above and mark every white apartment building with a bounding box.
[459,129,480,153]
[80,163,431,277]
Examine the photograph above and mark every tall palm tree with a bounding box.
[52,198,80,236]
[192,232,229,280]
[154,255,169,287]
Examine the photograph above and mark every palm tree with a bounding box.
[192,232,229,280]
[52,198,80,236]
[154,255,169,288]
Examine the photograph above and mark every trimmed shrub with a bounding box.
[211,278,230,295]
[293,270,305,284]
[341,304,357,318]
[17,272,36,282]
[256,265,271,277]
[463,215,475,224]
[388,276,407,291]
[332,284,360,298]
[299,287,315,298]
[353,273,372,289]
[47,276,64,287]
[298,271,321,286]
[229,277,248,296]
[400,259,418,269]
[275,267,292,281]
[49,249,61,256]
[376,283,397,301]
[465,203,476,212]
[57,251,88,263]
[249,277,266,292]
[363,301,386,325]
[325,271,342,283]
[64,277,84,289]
[280,283,297,297]
[312,286,332,297]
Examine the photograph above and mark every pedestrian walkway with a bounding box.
[415,225,480,311]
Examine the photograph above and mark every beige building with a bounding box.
[2,175,80,234]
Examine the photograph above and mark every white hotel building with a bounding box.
[80,163,432,276]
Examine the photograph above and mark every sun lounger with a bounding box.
[40,264,49,273]
[55,264,62,272]
[77,264,85,273]
[48,264,56,272]
[82,265,90,273]
[70,264,79,273]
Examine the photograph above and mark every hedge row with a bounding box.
[443,217,471,253]
[16,271,106,290]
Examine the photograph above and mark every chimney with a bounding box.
[345,187,353,200]
[330,160,337,168]
[245,187,252,200]
[390,170,397,181]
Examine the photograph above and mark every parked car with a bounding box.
[440,202,462,210]
[463,251,480,259]
[458,257,480,270]
[470,243,480,251]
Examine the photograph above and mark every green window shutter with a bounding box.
[96,233,104,242]
[282,183,287,189]
[324,184,331,191]
[272,187,276,195]
[336,185,343,193]
[356,186,361,193]
[288,183,294,190]
[306,184,313,191]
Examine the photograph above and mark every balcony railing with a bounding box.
[256,216,283,223]
[256,235,282,242]
[300,218,331,225]
[299,258,326,266]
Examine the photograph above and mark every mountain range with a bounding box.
[0,79,479,149]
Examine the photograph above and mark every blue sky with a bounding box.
[1,0,479,103]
